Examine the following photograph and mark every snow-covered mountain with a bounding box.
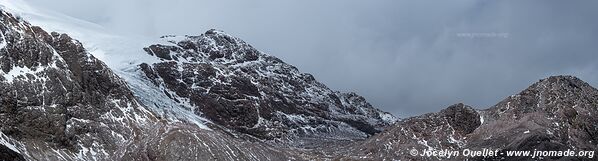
[1,1,597,161]
[0,9,155,160]
[0,0,395,160]
[1,0,396,142]
[133,30,396,145]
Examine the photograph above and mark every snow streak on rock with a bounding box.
[133,30,396,146]
[0,2,396,160]
[0,8,303,161]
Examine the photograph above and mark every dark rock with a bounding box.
[0,145,25,161]
[137,31,396,145]
[441,103,481,135]
[144,44,176,60]
[0,9,152,160]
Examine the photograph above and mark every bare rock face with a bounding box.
[331,76,598,161]
[0,10,157,160]
[0,144,25,161]
[135,29,396,146]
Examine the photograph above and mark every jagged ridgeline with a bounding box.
[327,76,598,160]
[134,29,396,144]
[0,7,395,160]
[1,3,597,161]
[0,9,293,161]
[0,9,155,160]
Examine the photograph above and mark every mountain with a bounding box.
[0,9,155,160]
[1,1,597,161]
[131,30,395,146]
[1,0,396,147]
[326,76,598,160]
[0,2,395,160]
[0,9,284,161]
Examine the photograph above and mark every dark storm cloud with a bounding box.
[24,0,598,117]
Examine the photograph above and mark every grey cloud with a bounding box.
[24,0,598,117]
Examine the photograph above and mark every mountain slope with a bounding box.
[128,31,396,146]
[0,10,155,160]
[0,2,396,160]
[331,76,598,160]
[2,1,596,161]
[0,0,396,147]
[0,9,301,161]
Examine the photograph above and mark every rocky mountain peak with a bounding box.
[134,29,396,146]
[538,75,587,85]
[2,8,305,160]
[1,9,157,160]
[4,2,595,160]
[488,75,598,119]
[527,75,593,96]
[321,76,598,160]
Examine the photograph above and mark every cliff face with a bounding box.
[132,30,395,146]
[0,10,156,160]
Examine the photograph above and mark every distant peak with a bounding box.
[539,75,586,83]
[539,75,582,83]
[531,75,591,91]
[489,75,597,116]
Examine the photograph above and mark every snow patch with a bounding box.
[0,131,20,153]
[479,114,484,124]
[117,66,211,130]
[2,65,40,82]
[379,112,398,123]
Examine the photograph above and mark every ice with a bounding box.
[0,0,210,130]
[1,0,160,70]
[117,66,211,130]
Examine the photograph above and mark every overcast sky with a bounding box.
[24,0,598,117]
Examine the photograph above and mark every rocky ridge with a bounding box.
[0,9,298,161]
[0,7,394,160]
[129,29,396,146]
[0,10,154,160]
[327,76,598,161]
[1,4,597,161]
